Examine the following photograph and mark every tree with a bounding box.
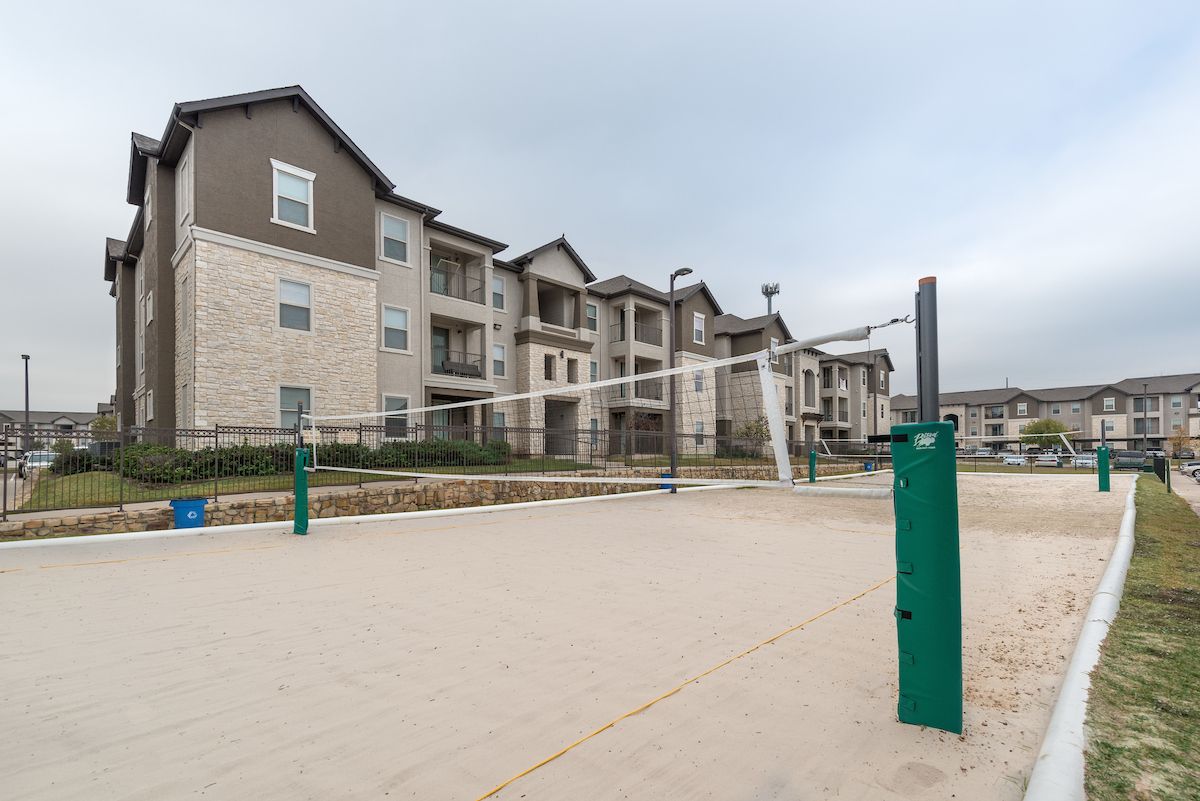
[1168,425,1196,457]
[1019,418,1070,448]
[52,438,76,457]
[90,415,118,441]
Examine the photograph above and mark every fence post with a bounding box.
[294,402,308,535]
[117,428,125,512]
[358,422,364,489]
[213,424,221,502]
[2,425,9,522]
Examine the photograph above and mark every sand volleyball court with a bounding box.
[0,473,1132,799]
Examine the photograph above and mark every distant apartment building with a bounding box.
[890,373,1200,451]
[102,86,890,451]
[816,350,894,444]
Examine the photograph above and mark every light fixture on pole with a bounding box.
[668,267,694,494]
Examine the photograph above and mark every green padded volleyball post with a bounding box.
[809,450,817,483]
[891,420,962,733]
[293,401,309,536]
[1097,446,1110,493]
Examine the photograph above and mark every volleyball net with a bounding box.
[301,325,896,489]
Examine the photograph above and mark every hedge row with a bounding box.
[50,439,512,483]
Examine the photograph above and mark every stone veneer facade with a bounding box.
[190,239,378,427]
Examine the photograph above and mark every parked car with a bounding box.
[1025,446,1042,456]
[1003,454,1026,466]
[17,450,56,479]
[1187,464,1200,480]
[1113,450,1146,470]
[1178,460,1200,475]
[1177,448,1195,460]
[1071,453,1097,468]
[1035,453,1063,468]
[1146,449,1166,459]
[975,447,994,457]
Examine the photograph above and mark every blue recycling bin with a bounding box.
[660,472,673,490]
[169,498,208,529]
[864,461,874,472]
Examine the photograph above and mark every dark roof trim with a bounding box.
[173,86,394,190]
[377,190,441,218]
[493,258,523,274]
[426,218,507,253]
[103,238,127,283]
[673,281,724,315]
[510,236,597,282]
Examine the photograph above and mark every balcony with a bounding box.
[431,349,484,379]
[610,322,664,346]
[610,377,664,402]
[430,265,483,303]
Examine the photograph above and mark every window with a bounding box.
[969,428,978,437]
[879,371,885,390]
[116,339,121,367]
[146,390,154,423]
[492,412,506,442]
[180,276,189,336]
[176,154,191,224]
[694,420,705,446]
[1171,395,1183,408]
[280,386,311,428]
[969,409,977,418]
[567,359,579,384]
[1051,404,1060,415]
[493,344,506,377]
[379,213,409,264]
[590,418,600,446]
[271,159,315,232]
[985,405,1004,419]
[383,396,409,439]
[862,368,868,386]
[544,354,555,381]
[1017,402,1027,416]
[145,290,154,324]
[278,280,311,331]
[694,370,704,392]
[590,360,599,382]
[880,403,885,419]
[144,184,152,229]
[492,276,506,310]
[1103,397,1115,412]
[770,337,780,364]
[586,303,598,332]
[381,305,409,351]
[180,383,189,427]
[861,402,867,419]
[1071,402,1081,413]
[693,312,705,344]
[1104,420,1115,432]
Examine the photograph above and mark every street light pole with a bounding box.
[21,354,30,452]
[667,267,693,494]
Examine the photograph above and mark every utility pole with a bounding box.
[21,354,30,452]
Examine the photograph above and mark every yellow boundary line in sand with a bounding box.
[473,574,897,800]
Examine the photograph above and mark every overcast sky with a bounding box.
[1,1,1197,411]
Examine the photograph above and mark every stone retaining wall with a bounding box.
[0,464,861,541]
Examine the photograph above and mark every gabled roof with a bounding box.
[587,275,667,303]
[510,236,596,282]
[673,282,724,315]
[891,394,917,411]
[103,237,128,283]
[1112,373,1200,395]
[0,410,103,426]
[715,313,793,341]
[819,349,895,372]
[1030,384,1107,402]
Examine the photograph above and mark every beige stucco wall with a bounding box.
[191,239,377,427]
[173,245,196,427]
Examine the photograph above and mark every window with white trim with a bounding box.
[770,337,780,364]
[383,395,409,439]
[1017,402,1027,416]
[145,290,154,324]
[1171,395,1183,408]
[1104,419,1115,432]
[590,360,599,382]
[379,213,409,264]
[862,368,868,386]
[1051,404,1060,415]
[1071,402,1081,414]
[879,370,885,390]
[586,303,598,332]
[146,390,155,423]
[492,276,506,310]
[492,344,506,377]
[280,386,311,428]
[589,418,599,446]
[694,370,704,392]
[176,154,191,224]
[692,312,705,344]
[279,280,311,331]
[382,305,409,351]
[694,420,705,446]
[861,401,867,419]
[1103,397,1116,412]
[491,411,507,442]
[271,159,315,232]
[116,339,121,368]
[144,184,152,229]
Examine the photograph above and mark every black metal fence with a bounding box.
[1,421,865,518]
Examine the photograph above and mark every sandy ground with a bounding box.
[0,473,1133,800]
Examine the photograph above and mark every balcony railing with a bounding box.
[430,266,483,303]
[984,409,1005,419]
[431,349,484,379]
[610,322,663,345]
[838,411,849,423]
[610,322,626,343]
[610,378,664,402]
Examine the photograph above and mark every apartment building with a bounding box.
[102,85,889,452]
[891,372,1200,450]
[816,350,894,444]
